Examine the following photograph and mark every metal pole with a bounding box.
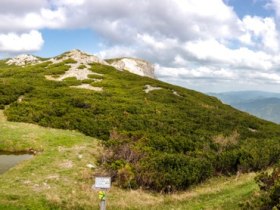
[100,199,106,210]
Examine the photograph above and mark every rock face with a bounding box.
[110,58,155,79]
[6,54,41,66]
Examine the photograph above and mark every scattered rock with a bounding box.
[57,64,100,81]
[44,75,58,81]
[86,163,96,169]
[70,84,103,92]
[144,85,162,93]
[17,95,24,103]
[173,91,181,97]
[6,54,41,66]
[248,128,257,132]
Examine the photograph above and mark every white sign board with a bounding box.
[94,177,111,189]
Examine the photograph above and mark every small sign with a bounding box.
[94,177,111,189]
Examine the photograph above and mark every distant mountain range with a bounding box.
[209,91,280,123]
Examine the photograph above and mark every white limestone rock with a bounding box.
[6,54,41,66]
[110,58,155,79]
[144,85,162,93]
[70,84,103,92]
[50,49,108,65]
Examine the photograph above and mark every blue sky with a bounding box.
[1,0,280,93]
[37,29,102,57]
[227,0,272,18]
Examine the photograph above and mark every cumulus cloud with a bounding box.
[184,39,273,70]
[241,16,279,52]
[97,46,136,59]
[0,0,47,15]
[0,8,66,33]
[268,0,280,17]
[0,30,44,53]
[1,0,280,91]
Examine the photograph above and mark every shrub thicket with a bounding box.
[1,59,280,191]
[241,166,280,209]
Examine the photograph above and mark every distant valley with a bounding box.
[209,91,280,123]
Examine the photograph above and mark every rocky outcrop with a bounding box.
[50,49,108,65]
[45,50,104,82]
[110,58,155,79]
[6,50,156,79]
[6,54,41,66]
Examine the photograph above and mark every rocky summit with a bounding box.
[5,49,156,79]
[109,57,155,79]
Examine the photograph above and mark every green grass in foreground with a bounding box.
[0,110,259,209]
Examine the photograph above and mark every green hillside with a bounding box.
[0,109,258,210]
[1,52,280,191]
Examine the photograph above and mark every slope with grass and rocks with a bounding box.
[1,50,280,193]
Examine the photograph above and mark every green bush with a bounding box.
[241,167,280,209]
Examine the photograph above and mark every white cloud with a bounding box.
[0,0,47,15]
[156,65,236,80]
[0,30,44,53]
[184,39,273,70]
[97,46,136,59]
[1,0,280,91]
[0,8,66,32]
[268,0,280,17]
[238,32,253,45]
[241,16,279,52]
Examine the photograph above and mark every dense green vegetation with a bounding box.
[242,167,280,209]
[1,54,280,191]
[0,109,258,210]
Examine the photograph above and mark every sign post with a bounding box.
[93,177,111,210]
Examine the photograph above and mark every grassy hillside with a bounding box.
[1,53,280,191]
[0,109,259,209]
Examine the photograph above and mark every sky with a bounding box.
[1,0,280,93]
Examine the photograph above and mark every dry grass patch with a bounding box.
[213,130,240,148]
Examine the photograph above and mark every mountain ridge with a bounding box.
[5,49,156,79]
[210,91,280,123]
